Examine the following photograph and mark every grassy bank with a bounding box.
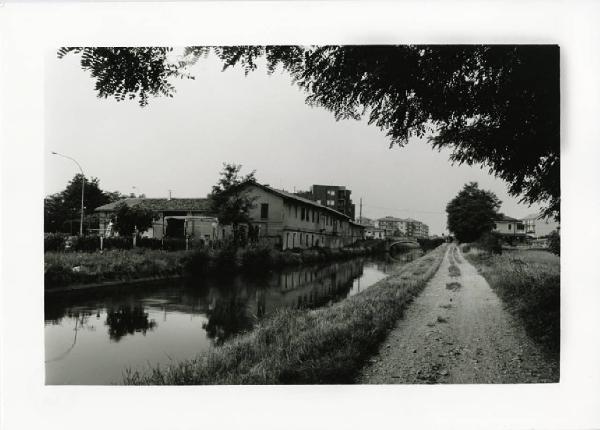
[45,241,389,289]
[44,249,189,289]
[123,245,447,385]
[464,247,560,357]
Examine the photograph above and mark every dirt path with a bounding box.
[358,244,559,384]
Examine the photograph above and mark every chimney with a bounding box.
[168,190,172,200]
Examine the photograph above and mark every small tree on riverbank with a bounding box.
[210,163,257,245]
[446,182,501,243]
[113,203,157,236]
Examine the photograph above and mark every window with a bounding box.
[295,206,298,218]
[312,211,315,222]
[301,207,305,220]
[316,199,321,205]
[327,199,335,206]
[260,203,269,219]
[508,224,512,230]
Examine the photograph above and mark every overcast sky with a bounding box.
[45,49,544,236]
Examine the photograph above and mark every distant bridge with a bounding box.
[385,237,420,252]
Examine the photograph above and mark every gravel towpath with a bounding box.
[357,244,559,384]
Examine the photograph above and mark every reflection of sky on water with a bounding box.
[45,252,419,385]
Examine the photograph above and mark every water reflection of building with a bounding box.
[252,259,365,314]
[45,257,396,349]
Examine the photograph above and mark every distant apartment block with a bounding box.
[376,216,407,237]
[296,184,356,220]
[405,218,429,239]
[375,216,429,239]
[365,227,386,240]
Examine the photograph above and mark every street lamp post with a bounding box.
[52,151,85,236]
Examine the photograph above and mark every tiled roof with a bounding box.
[495,214,520,222]
[237,181,351,220]
[95,198,211,213]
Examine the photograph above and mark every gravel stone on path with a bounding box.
[357,244,559,384]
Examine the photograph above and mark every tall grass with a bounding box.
[123,245,447,385]
[465,248,560,357]
[44,249,188,289]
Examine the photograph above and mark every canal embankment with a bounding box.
[44,241,389,292]
[462,245,560,358]
[122,244,446,385]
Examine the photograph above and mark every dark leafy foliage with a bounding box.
[446,182,501,243]
[417,237,446,252]
[113,203,158,236]
[60,45,560,219]
[547,230,560,256]
[57,47,194,106]
[44,174,126,233]
[475,231,503,255]
[209,163,257,244]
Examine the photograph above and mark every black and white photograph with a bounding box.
[2,2,600,430]
[43,45,561,386]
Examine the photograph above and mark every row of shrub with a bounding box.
[44,233,197,253]
[183,242,384,277]
[417,237,446,252]
[45,241,389,289]
[44,249,189,289]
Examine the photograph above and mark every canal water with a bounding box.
[45,250,421,385]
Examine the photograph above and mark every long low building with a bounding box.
[227,181,365,249]
[95,198,219,241]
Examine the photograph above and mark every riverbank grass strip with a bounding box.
[123,245,447,385]
[465,249,560,357]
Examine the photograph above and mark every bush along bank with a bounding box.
[464,247,560,358]
[184,240,389,277]
[45,240,390,290]
[44,249,189,289]
[122,244,447,385]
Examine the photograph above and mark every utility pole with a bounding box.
[359,198,362,223]
[52,151,85,236]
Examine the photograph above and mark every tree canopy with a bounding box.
[113,202,157,236]
[210,163,256,242]
[59,45,560,219]
[446,182,502,243]
[44,174,126,233]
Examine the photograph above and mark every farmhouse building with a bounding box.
[227,181,365,249]
[492,214,527,240]
[95,198,218,240]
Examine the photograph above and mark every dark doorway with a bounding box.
[166,218,185,237]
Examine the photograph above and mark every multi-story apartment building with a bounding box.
[296,184,356,220]
[405,218,429,239]
[230,181,365,250]
[375,216,407,237]
[375,216,429,239]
